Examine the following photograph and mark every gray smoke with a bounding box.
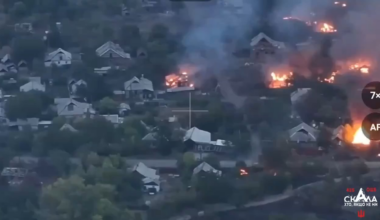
[331,1,380,67]
[180,1,260,72]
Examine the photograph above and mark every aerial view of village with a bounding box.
[0,0,380,219]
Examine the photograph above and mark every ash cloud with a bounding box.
[179,1,260,72]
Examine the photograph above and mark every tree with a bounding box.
[149,23,169,41]
[86,75,112,102]
[11,35,46,62]
[262,137,291,169]
[76,117,118,143]
[97,97,119,114]
[260,172,290,195]
[118,25,141,49]
[0,26,14,47]
[9,2,28,20]
[317,126,332,150]
[37,175,133,220]
[5,92,45,120]
[195,172,234,204]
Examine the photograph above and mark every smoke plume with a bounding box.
[179,1,260,72]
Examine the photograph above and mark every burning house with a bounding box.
[250,33,286,63]
[165,71,194,92]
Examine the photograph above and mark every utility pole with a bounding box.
[189,92,191,128]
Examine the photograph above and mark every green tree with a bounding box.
[0,26,14,47]
[9,2,28,20]
[149,23,169,41]
[262,137,291,169]
[37,175,133,220]
[118,25,141,49]
[97,97,119,115]
[5,92,45,120]
[11,35,46,62]
[76,117,118,143]
[195,172,234,204]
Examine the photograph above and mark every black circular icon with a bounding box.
[362,81,380,109]
[361,112,380,141]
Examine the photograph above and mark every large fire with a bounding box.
[343,124,371,146]
[352,128,370,145]
[165,72,194,88]
[269,72,293,88]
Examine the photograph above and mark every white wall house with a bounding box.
[45,48,72,67]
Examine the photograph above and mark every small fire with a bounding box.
[349,64,370,74]
[322,72,336,83]
[317,22,337,33]
[352,128,370,145]
[240,169,248,176]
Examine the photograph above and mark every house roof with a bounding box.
[45,48,72,61]
[332,125,344,140]
[183,127,211,143]
[54,98,94,116]
[60,123,78,132]
[124,76,154,91]
[288,122,319,141]
[193,162,222,176]
[290,88,311,104]
[132,162,159,180]
[250,32,285,48]
[8,118,39,127]
[96,41,131,59]
[1,54,11,63]
[20,81,45,92]
[142,132,157,141]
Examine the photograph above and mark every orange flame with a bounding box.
[352,128,370,145]
[269,72,292,88]
[317,22,337,33]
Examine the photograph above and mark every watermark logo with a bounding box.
[358,210,365,218]
[344,188,378,207]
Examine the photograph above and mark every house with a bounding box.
[132,162,160,193]
[44,48,72,67]
[54,98,95,118]
[60,123,78,132]
[193,162,222,176]
[288,122,319,142]
[124,76,154,99]
[183,127,212,149]
[250,32,285,63]
[68,79,87,94]
[95,41,130,66]
[20,81,46,92]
